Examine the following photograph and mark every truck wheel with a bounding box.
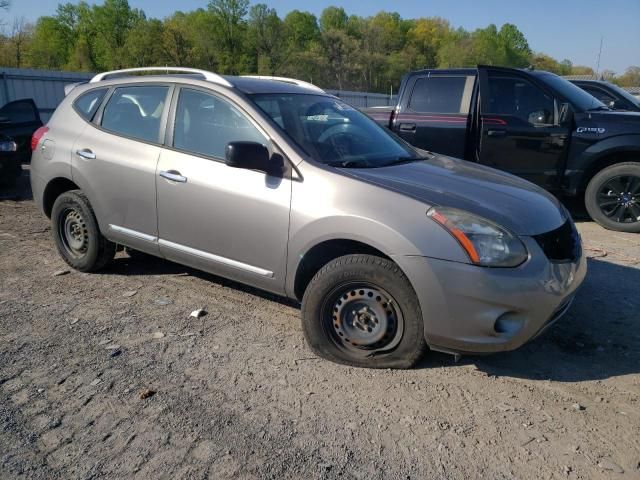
[301,254,427,369]
[51,190,116,272]
[585,162,640,233]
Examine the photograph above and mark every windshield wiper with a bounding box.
[325,159,371,168]
[383,156,425,167]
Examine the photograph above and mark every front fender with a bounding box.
[284,212,468,298]
[582,134,640,159]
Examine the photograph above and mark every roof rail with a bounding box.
[242,75,325,93]
[90,67,233,87]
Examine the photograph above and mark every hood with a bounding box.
[574,110,640,138]
[345,156,567,236]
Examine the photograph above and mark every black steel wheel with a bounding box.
[586,162,640,233]
[51,190,116,271]
[323,283,404,355]
[302,254,426,369]
[58,207,90,259]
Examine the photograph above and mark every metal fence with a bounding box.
[3,67,635,118]
[0,67,93,123]
[327,89,397,108]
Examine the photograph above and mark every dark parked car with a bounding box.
[366,66,640,232]
[0,98,43,187]
[570,79,640,112]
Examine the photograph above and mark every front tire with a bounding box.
[585,162,640,233]
[301,254,427,369]
[51,190,116,272]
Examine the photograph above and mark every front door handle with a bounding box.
[75,149,96,160]
[159,170,187,183]
[487,129,507,137]
[399,123,417,132]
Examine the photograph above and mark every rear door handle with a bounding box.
[399,123,417,132]
[487,129,506,137]
[75,149,96,160]
[159,170,187,183]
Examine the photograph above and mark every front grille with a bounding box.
[533,220,581,262]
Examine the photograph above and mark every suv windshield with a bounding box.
[250,93,420,167]
[537,72,607,112]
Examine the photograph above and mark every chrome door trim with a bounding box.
[109,224,158,243]
[158,239,274,278]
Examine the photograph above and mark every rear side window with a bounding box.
[173,88,265,159]
[409,76,473,114]
[0,99,39,123]
[101,86,169,143]
[73,88,107,121]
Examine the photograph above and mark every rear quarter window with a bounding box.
[73,88,108,121]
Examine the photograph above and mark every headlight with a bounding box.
[427,206,528,267]
[0,140,17,152]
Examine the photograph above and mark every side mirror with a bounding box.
[225,142,270,172]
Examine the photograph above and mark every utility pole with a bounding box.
[596,36,603,78]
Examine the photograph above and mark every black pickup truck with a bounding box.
[366,66,640,232]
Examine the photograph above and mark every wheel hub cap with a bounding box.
[597,175,640,223]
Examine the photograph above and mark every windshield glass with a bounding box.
[249,93,420,167]
[537,73,607,111]
[604,82,640,107]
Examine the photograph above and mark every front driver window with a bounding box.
[173,88,266,160]
[487,74,555,126]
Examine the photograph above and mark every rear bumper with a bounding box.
[393,236,587,354]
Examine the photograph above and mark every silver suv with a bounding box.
[31,67,586,368]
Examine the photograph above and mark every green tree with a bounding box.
[319,6,347,31]
[28,17,69,68]
[616,66,640,87]
[248,3,287,74]
[122,17,166,67]
[208,0,249,74]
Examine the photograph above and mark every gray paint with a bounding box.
[31,72,587,356]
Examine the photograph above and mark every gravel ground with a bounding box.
[1,170,639,479]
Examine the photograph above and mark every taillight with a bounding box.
[31,126,49,151]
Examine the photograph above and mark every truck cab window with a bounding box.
[408,76,473,114]
[487,75,554,126]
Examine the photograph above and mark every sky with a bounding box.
[4,0,640,75]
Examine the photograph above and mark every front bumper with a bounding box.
[393,236,587,354]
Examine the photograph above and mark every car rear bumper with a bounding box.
[392,236,587,354]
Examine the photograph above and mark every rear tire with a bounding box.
[51,190,116,272]
[301,254,426,369]
[585,162,640,233]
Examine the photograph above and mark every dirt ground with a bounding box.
[1,170,639,480]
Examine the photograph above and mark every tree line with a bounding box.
[1,0,638,92]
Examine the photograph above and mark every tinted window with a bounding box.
[174,89,265,159]
[251,93,420,167]
[101,86,168,143]
[582,86,615,106]
[74,88,107,121]
[0,100,38,123]
[409,76,472,114]
[487,74,554,125]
